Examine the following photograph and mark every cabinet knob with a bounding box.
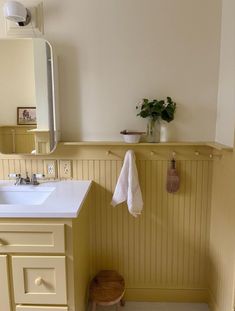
[35,277,43,286]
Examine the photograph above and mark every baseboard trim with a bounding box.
[208,289,216,311]
[125,288,209,303]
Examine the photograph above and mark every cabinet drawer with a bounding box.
[16,307,68,311]
[0,223,65,253]
[12,256,67,305]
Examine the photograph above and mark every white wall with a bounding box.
[0,0,222,141]
[215,0,235,147]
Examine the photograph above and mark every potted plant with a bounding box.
[136,97,176,142]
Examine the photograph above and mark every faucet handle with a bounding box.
[8,173,21,179]
[31,173,45,185]
[9,173,22,185]
[34,174,45,179]
[25,172,31,184]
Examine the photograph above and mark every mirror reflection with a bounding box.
[0,38,57,154]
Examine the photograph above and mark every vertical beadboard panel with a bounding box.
[0,153,212,291]
[75,158,211,289]
[209,152,235,311]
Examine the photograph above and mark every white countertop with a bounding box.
[0,180,92,218]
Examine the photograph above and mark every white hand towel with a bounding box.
[111,150,143,217]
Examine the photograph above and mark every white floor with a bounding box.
[96,302,210,311]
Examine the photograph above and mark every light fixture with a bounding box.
[3,1,31,26]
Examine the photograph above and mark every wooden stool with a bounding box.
[89,270,125,311]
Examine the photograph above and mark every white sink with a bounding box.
[0,186,55,205]
[0,180,92,218]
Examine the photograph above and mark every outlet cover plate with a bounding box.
[44,160,57,179]
[59,160,72,179]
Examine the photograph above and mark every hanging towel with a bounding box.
[111,150,143,217]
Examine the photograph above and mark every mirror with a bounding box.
[0,38,59,155]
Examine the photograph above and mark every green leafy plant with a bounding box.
[136,97,176,122]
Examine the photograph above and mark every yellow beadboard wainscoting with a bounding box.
[0,126,35,154]
[0,143,232,306]
[208,149,235,311]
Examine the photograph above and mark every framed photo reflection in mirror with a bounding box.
[17,107,37,125]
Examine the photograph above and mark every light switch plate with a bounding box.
[44,160,57,179]
[59,160,72,179]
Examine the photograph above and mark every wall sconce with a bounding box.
[3,1,31,26]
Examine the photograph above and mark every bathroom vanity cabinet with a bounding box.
[0,200,91,311]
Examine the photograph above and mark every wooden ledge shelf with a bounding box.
[27,129,50,133]
[0,125,36,128]
[61,141,233,151]
[206,142,233,151]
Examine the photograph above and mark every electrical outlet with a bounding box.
[59,160,72,179]
[44,160,57,179]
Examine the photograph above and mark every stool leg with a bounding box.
[91,301,96,311]
[120,298,125,307]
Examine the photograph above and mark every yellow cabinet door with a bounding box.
[12,256,67,305]
[0,255,11,311]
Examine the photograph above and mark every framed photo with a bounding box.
[17,107,37,125]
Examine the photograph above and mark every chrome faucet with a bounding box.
[14,174,24,185]
[9,173,45,186]
[31,174,45,185]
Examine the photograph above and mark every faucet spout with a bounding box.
[31,174,39,185]
[14,174,22,185]
[12,173,45,186]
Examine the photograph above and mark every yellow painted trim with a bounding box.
[206,141,234,151]
[0,144,216,160]
[62,141,209,146]
[0,255,11,311]
[208,290,218,311]
[124,288,209,302]
[61,141,233,150]
[209,151,235,311]
[28,129,50,132]
[16,306,68,311]
[0,125,36,129]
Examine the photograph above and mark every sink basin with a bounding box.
[0,180,92,218]
[0,186,55,205]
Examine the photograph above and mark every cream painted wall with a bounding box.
[0,39,36,125]
[34,0,221,141]
[0,0,222,141]
[215,0,235,147]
